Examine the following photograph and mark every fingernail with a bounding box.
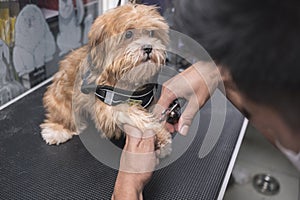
[179,125,189,136]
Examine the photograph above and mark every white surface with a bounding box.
[101,0,128,13]
[217,118,249,200]
[41,8,59,19]
[224,125,300,200]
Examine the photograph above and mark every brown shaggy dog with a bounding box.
[40,4,171,157]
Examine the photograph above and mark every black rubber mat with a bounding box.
[0,84,244,200]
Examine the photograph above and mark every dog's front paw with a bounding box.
[40,123,77,145]
[155,127,172,158]
[157,140,172,159]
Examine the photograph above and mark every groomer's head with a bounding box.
[174,0,300,132]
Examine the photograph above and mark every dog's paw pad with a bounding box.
[41,127,74,145]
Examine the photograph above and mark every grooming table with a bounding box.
[0,79,247,200]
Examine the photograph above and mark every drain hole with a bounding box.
[252,174,280,195]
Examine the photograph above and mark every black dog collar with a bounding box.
[96,84,156,108]
[81,83,156,108]
[81,56,156,108]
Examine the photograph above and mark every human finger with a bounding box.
[137,130,155,152]
[123,124,142,152]
[177,98,199,136]
[156,84,177,111]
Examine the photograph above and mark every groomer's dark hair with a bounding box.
[174,0,300,129]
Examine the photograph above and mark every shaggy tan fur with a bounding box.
[40,4,171,157]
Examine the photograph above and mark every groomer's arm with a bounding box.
[112,125,156,200]
[113,172,144,200]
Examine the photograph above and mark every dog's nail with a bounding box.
[179,125,189,136]
[155,149,161,156]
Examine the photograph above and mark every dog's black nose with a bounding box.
[143,44,152,54]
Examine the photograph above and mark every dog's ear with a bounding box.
[88,17,108,49]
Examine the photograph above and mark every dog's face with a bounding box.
[87,4,169,90]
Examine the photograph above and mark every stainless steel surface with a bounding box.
[224,125,299,200]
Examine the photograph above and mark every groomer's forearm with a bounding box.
[112,174,144,200]
[112,189,142,200]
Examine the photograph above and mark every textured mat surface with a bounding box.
[0,84,244,200]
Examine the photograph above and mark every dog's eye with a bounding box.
[125,30,133,39]
[149,30,154,37]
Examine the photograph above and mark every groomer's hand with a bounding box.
[156,62,221,135]
[112,125,156,200]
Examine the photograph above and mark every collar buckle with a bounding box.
[104,90,114,105]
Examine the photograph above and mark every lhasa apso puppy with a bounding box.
[40,4,171,157]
